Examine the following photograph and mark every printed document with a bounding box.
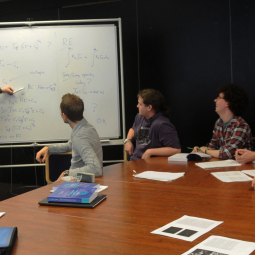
[133,171,185,181]
[182,235,255,255]
[241,170,255,177]
[168,152,211,162]
[168,153,189,161]
[96,185,108,192]
[211,171,253,182]
[195,159,241,169]
[151,215,223,242]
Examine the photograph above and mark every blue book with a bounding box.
[47,188,98,203]
[52,182,100,192]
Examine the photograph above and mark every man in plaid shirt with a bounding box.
[193,84,253,159]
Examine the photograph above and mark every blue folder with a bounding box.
[0,227,18,255]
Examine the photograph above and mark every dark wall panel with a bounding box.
[231,0,255,133]
[0,3,59,21]
[137,0,231,151]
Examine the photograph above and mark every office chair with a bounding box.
[45,152,72,184]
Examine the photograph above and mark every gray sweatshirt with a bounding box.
[48,118,103,176]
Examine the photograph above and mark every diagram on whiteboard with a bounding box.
[0,24,121,143]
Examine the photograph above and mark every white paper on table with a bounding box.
[241,170,255,178]
[0,212,5,218]
[168,152,211,162]
[195,159,241,169]
[133,176,169,181]
[133,171,185,181]
[96,185,108,192]
[168,153,190,161]
[151,215,223,242]
[142,178,169,181]
[182,235,255,255]
[211,171,253,182]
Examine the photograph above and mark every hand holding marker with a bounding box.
[13,87,24,94]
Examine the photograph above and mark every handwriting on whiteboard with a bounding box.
[0,25,120,142]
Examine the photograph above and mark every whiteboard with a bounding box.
[0,23,121,143]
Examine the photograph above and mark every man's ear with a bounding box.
[147,104,153,111]
[62,112,68,120]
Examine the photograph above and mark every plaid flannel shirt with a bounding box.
[208,116,253,159]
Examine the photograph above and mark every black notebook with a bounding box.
[38,194,106,208]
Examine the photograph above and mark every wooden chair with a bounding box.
[124,150,128,162]
[124,141,134,162]
[45,152,72,184]
[124,149,132,162]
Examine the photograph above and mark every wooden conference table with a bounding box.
[1,157,255,255]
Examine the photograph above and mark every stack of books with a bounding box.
[47,182,100,204]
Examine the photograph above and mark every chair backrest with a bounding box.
[45,152,72,184]
[124,151,132,162]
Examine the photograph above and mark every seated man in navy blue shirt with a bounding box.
[124,89,181,160]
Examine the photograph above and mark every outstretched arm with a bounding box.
[1,86,14,95]
[142,147,181,159]
[36,147,49,163]
[192,146,220,158]
[36,141,72,163]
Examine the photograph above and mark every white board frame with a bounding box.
[0,18,126,147]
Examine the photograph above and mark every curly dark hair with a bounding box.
[137,89,171,117]
[217,83,249,116]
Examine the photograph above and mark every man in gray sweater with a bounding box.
[36,93,103,181]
